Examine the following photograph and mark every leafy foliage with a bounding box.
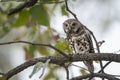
[61,4,69,16]
[0,1,71,79]
[29,5,50,27]
[55,41,72,55]
[13,9,29,27]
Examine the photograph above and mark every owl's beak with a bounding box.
[66,29,71,34]
[68,27,72,33]
[68,30,71,33]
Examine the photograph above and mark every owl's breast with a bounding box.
[70,35,90,54]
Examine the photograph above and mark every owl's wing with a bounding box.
[84,28,95,53]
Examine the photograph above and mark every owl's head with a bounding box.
[63,19,84,36]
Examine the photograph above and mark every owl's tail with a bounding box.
[84,61,94,73]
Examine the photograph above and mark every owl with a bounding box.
[63,19,94,73]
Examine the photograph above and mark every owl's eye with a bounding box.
[72,22,76,26]
[64,23,68,28]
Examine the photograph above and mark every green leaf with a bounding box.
[61,5,69,16]
[25,45,36,59]
[38,47,49,56]
[80,69,87,75]
[29,5,50,27]
[29,45,36,56]
[55,41,68,51]
[0,76,6,80]
[13,9,29,27]
[55,41,72,54]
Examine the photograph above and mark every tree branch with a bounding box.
[0,41,68,58]
[3,53,120,79]
[8,0,38,15]
[70,73,120,80]
[7,0,65,16]
[64,0,78,20]
[40,1,64,4]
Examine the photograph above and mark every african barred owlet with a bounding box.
[63,19,94,73]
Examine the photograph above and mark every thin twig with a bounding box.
[8,0,64,15]
[63,65,69,80]
[40,1,64,4]
[98,40,105,47]
[98,61,112,73]
[71,64,88,71]
[8,0,38,15]
[64,0,78,20]
[0,41,68,58]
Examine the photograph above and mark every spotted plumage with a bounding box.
[63,19,94,73]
